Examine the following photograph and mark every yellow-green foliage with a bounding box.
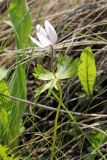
[78,47,96,96]
[0,144,19,160]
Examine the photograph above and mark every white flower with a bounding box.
[0,0,4,3]
[30,20,58,48]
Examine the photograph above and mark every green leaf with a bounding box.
[0,109,8,130]
[84,155,95,160]
[0,80,9,107]
[56,54,79,79]
[78,47,96,96]
[9,65,27,146]
[8,0,32,48]
[8,0,32,147]
[90,131,106,152]
[0,108,9,144]
[0,68,7,80]
[0,80,9,144]
[35,79,58,97]
[34,55,79,81]
[33,64,54,80]
[34,54,79,97]
[0,144,19,160]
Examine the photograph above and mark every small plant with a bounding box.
[30,20,96,159]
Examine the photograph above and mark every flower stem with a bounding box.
[50,81,62,160]
[50,45,56,77]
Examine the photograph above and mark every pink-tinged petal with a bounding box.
[29,36,44,48]
[36,24,47,37]
[37,32,52,47]
[45,20,58,44]
[0,0,4,3]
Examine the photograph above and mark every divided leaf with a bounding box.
[56,54,79,79]
[34,54,79,97]
[34,55,78,81]
[33,64,54,80]
[78,47,96,96]
[35,79,58,98]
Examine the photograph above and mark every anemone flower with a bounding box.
[30,20,58,48]
[0,0,4,2]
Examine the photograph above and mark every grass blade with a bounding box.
[8,0,32,146]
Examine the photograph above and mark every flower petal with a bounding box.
[37,32,52,47]
[36,24,47,37]
[45,20,58,44]
[29,36,44,48]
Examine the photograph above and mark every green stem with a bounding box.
[50,81,62,160]
[50,45,56,77]
[52,91,106,160]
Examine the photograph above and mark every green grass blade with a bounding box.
[8,0,32,48]
[9,65,27,146]
[8,0,32,146]
[0,80,9,145]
